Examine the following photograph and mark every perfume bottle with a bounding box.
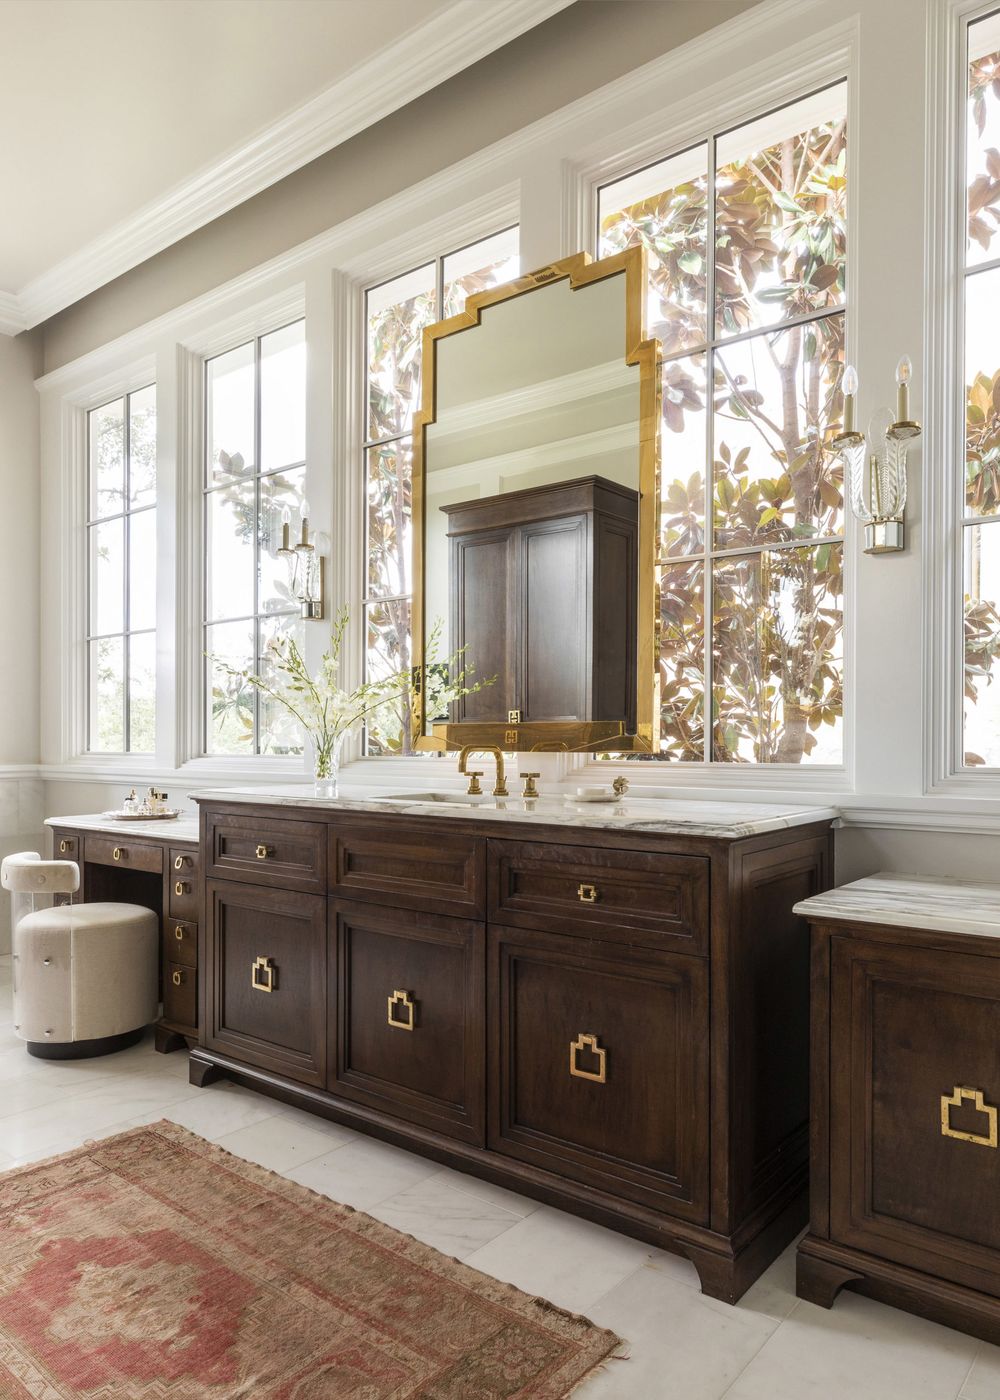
[122,788,138,816]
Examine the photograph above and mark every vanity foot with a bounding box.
[154,1026,189,1055]
[796,1242,863,1308]
[189,1055,223,1088]
[684,1246,744,1304]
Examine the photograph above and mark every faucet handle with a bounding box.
[521,772,541,798]
[466,771,484,796]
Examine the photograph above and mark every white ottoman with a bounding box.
[2,852,159,1059]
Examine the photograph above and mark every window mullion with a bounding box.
[703,130,717,765]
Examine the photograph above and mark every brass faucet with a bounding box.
[457,745,508,797]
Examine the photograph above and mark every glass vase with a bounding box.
[313,734,344,800]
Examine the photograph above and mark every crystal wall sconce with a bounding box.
[831,357,920,554]
[278,503,328,619]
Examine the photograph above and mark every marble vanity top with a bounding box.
[45,812,200,843]
[794,872,1000,939]
[191,785,838,839]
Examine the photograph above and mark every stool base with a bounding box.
[26,1027,145,1060]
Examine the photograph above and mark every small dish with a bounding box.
[565,788,618,804]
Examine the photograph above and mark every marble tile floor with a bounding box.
[0,953,996,1399]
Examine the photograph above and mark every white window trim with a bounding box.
[52,356,157,772]
[923,0,1000,795]
[565,22,859,792]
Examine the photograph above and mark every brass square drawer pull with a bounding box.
[256,844,274,860]
[387,989,416,1031]
[569,1032,607,1083]
[252,956,276,993]
[577,883,599,904]
[940,1085,998,1148]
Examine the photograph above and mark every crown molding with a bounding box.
[5,0,572,335]
[0,290,26,336]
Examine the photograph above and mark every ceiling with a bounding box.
[0,0,571,331]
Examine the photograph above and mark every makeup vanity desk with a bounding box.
[45,811,201,1052]
[182,787,836,1303]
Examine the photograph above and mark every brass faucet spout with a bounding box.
[457,745,508,797]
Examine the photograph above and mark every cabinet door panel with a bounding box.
[450,528,516,723]
[489,925,709,1221]
[330,821,484,916]
[331,902,484,1144]
[831,937,1000,1295]
[205,880,326,1086]
[520,515,588,721]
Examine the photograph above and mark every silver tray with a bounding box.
[100,809,183,821]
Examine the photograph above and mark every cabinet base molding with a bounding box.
[796,1237,1000,1348]
[189,1047,806,1303]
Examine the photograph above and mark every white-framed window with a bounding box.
[963,8,1000,768]
[362,226,520,753]
[202,318,308,756]
[86,384,157,753]
[597,83,848,766]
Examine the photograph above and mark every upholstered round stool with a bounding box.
[1,852,158,1059]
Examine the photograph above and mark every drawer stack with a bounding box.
[162,846,201,1036]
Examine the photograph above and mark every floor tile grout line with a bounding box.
[955,1344,982,1400]
[717,1310,796,1400]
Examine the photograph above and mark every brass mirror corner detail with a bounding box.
[411,246,660,755]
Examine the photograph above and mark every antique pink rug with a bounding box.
[0,1120,622,1397]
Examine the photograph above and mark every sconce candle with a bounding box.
[843,364,858,435]
[896,355,912,424]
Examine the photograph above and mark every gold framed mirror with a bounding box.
[411,247,660,753]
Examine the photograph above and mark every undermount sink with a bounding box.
[367,791,487,807]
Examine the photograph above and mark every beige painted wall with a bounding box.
[0,329,43,952]
[39,0,760,372]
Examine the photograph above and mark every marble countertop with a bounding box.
[794,872,1000,939]
[188,785,838,839]
[45,812,200,843]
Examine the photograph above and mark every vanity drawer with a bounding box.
[206,813,326,894]
[487,839,710,955]
[52,831,79,860]
[167,919,197,968]
[489,925,709,1220]
[163,961,197,1028]
[330,820,484,916]
[168,858,200,920]
[84,835,162,874]
[330,900,484,1144]
[205,880,326,1086]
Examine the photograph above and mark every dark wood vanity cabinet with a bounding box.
[441,476,638,727]
[798,914,1000,1345]
[192,800,832,1305]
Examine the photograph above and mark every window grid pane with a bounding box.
[362,230,520,754]
[86,386,156,754]
[598,82,847,765]
[204,321,305,756]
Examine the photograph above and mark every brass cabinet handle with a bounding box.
[171,970,183,987]
[252,956,276,993]
[387,989,415,1031]
[59,839,71,854]
[174,924,188,941]
[941,1085,998,1148]
[569,1032,607,1083]
[577,883,599,904]
[174,855,187,870]
[175,881,190,897]
[255,844,273,861]
[113,847,125,862]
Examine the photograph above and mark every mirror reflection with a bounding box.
[422,268,642,742]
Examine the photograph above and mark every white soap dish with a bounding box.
[565,788,619,804]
